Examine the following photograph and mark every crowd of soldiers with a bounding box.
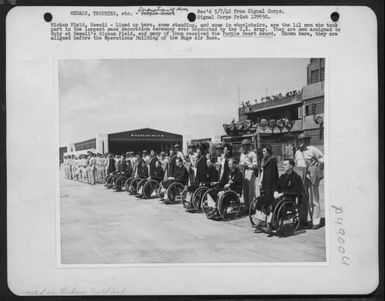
[62,132,324,233]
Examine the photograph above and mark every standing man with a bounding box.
[158,151,168,171]
[63,155,69,179]
[239,139,259,214]
[295,133,324,230]
[148,150,158,178]
[185,145,207,212]
[142,150,150,165]
[174,144,185,162]
[89,153,97,185]
[165,147,177,182]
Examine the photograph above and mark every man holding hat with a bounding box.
[295,132,324,229]
[239,138,259,213]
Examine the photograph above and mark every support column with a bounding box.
[96,133,108,154]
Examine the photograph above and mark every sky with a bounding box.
[59,58,309,146]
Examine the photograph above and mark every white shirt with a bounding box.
[295,146,324,167]
[239,151,258,168]
[177,151,185,162]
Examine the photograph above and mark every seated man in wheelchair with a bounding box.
[160,158,188,202]
[203,158,243,219]
[127,153,149,194]
[253,158,303,235]
[185,145,208,212]
[136,159,165,198]
[113,159,133,191]
[104,153,119,188]
[205,158,219,187]
[185,157,219,212]
[109,154,127,189]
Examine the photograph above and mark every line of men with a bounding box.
[62,133,324,229]
[63,152,108,185]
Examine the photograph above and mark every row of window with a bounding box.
[310,67,325,84]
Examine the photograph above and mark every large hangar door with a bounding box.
[108,139,181,155]
[108,128,183,155]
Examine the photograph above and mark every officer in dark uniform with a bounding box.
[114,159,133,192]
[148,149,159,179]
[136,153,149,179]
[204,158,219,187]
[163,157,188,188]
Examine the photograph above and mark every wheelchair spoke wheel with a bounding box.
[115,176,127,190]
[103,175,109,187]
[201,189,219,219]
[124,177,134,192]
[136,179,147,196]
[276,200,300,236]
[143,180,160,199]
[181,187,190,208]
[218,190,241,221]
[166,182,185,204]
[192,186,209,211]
[128,178,141,195]
[249,197,260,226]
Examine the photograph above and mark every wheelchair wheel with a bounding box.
[143,179,161,199]
[105,175,114,188]
[249,196,270,226]
[136,179,147,196]
[275,199,300,236]
[271,199,285,230]
[103,175,111,187]
[192,186,209,212]
[249,197,260,226]
[124,177,134,192]
[217,190,241,221]
[128,177,142,195]
[181,186,190,208]
[115,176,127,190]
[201,189,219,219]
[166,182,185,204]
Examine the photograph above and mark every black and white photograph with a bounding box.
[59,58,327,264]
[6,5,380,295]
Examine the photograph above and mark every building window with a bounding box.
[311,70,316,83]
[321,68,325,81]
[312,103,317,115]
[317,102,324,114]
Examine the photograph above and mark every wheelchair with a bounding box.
[127,176,145,195]
[133,178,161,198]
[112,174,129,191]
[249,192,301,236]
[124,176,135,192]
[201,188,242,220]
[104,173,116,189]
[182,185,210,212]
[142,179,162,199]
[162,181,187,204]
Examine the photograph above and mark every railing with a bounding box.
[239,95,301,115]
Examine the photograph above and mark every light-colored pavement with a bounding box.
[60,176,326,264]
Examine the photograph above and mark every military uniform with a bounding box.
[239,148,259,210]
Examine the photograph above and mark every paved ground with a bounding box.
[60,175,326,264]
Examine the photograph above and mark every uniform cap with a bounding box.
[241,139,251,145]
